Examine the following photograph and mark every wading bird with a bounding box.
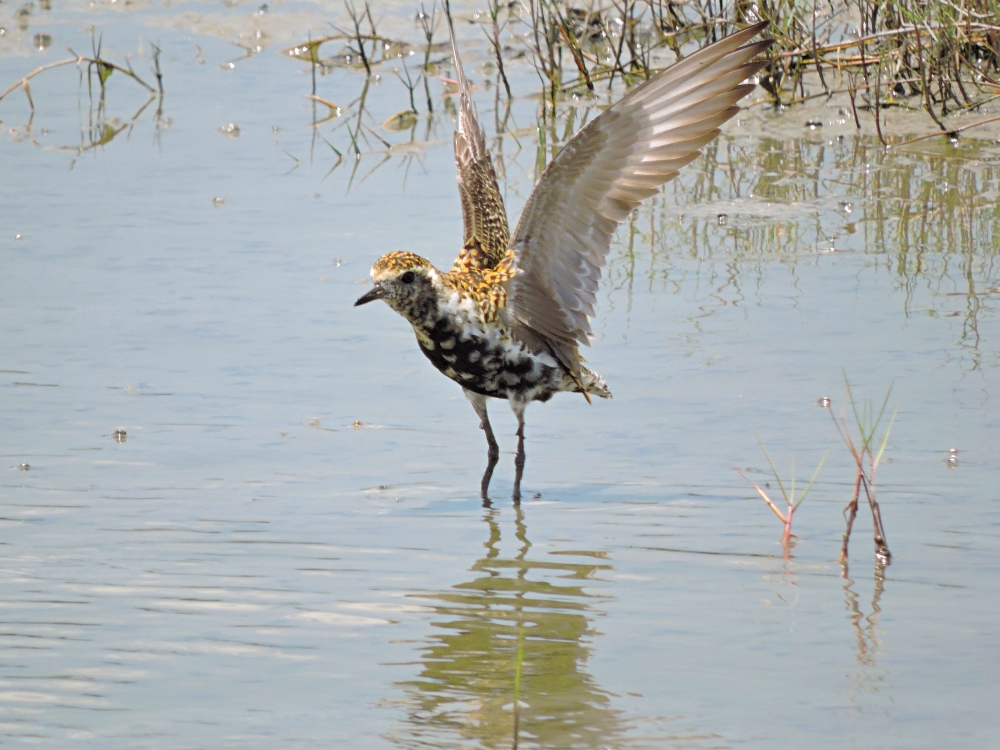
[355,21,770,502]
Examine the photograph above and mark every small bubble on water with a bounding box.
[839,201,853,214]
[212,196,226,207]
[716,213,728,226]
[219,123,240,137]
[818,397,831,407]
[113,429,127,443]
[222,61,236,71]
[33,32,52,50]
[18,463,30,471]
[332,258,342,266]
[14,233,24,240]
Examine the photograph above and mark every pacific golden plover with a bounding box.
[356,21,770,501]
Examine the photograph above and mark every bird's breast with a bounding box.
[413,308,560,401]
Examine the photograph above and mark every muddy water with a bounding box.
[2,2,998,748]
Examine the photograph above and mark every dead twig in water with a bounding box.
[0,51,156,111]
[893,113,1000,147]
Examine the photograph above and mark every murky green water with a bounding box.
[3,2,999,747]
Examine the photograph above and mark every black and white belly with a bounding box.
[413,315,561,402]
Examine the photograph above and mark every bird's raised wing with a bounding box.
[447,11,509,271]
[504,23,770,376]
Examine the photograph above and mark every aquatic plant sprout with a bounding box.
[736,440,827,556]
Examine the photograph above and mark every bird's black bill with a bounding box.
[354,286,384,307]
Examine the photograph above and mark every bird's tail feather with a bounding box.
[565,367,611,400]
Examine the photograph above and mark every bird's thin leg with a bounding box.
[465,389,499,503]
[511,400,527,504]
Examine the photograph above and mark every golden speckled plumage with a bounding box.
[453,156,510,273]
[441,262,513,324]
[355,19,770,501]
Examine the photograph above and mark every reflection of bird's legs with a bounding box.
[465,390,499,503]
[511,399,527,503]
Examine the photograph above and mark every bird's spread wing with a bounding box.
[504,23,770,376]
[447,11,510,271]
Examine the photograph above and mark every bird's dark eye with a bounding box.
[400,271,416,284]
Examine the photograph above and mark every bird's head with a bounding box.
[354,251,439,318]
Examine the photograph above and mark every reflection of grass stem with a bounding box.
[512,624,524,750]
[735,440,826,557]
[827,376,895,563]
[345,123,361,156]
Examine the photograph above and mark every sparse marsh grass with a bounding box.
[272,0,1000,143]
[505,0,1000,139]
[738,378,895,564]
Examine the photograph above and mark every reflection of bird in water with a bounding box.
[355,19,770,501]
[388,505,622,749]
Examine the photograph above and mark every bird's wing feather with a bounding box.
[505,23,770,375]
[447,10,510,271]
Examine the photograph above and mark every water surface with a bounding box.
[2,2,999,747]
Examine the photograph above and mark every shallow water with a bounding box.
[2,2,999,747]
